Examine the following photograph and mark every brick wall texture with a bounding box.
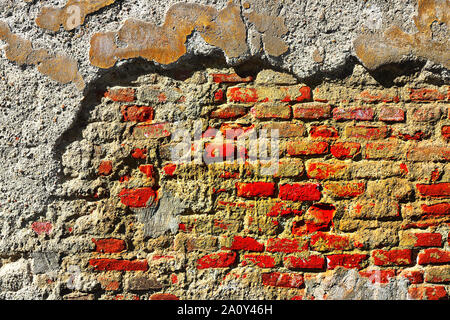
[50,68,450,300]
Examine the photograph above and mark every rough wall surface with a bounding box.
[0,0,449,300]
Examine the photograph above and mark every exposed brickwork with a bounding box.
[55,68,450,300]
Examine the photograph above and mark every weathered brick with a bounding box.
[104,87,136,102]
[409,88,446,102]
[345,125,389,140]
[418,249,450,265]
[359,269,396,284]
[424,266,450,283]
[278,183,321,201]
[260,122,305,138]
[236,182,275,198]
[323,181,365,198]
[222,236,264,252]
[266,238,307,253]
[89,259,148,271]
[378,106,405,122]
[330,142,361,159]
[211,73,253,83]
[310,232,353,251]
[398,269,424,284]
[359,90,400,103]
[333,107,374,121]
[261,272,304,288]
[365,141,405,160]
[421,202,450,215]
[118,187,157,208]
[196,252,237,269]
[210,105,248,119]
[284,255,325,270]
[326,254,368,270]
[98,160,113,176]
[408,285,448,300]
[411,106,441,122]
[250,104,291,119]
[416,183,450,198]
[227,85,311,103]
[372,249,412,266]
[292,103,331,120]
[306,161,348,180]
[92,238,126,253]
[407,146,450,162]
[286,140,329,156]
[120,105,154,122]
[442,126,450,140]
[133,123,171,139]
[241,254,277,268]
[310,125,338,139]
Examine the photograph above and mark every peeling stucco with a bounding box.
[354,0,449,69]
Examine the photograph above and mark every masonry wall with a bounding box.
[36,66,447,300]
[0,0,449,301]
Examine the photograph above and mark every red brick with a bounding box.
[227,87,258,103]
[286,140,329,156]
[408,285,448,300]
[197,252,237,269]
[241,254,276,268]
[310,232,353,251]
[398,270,424,284]
[92,238,126,253]
[163,163,177,176]
[306,162,348,180]
[31,221,52,235]
[266,238,307,253]
[416,183,450,198]
[345,126,389,140]
[304,204,336,233]
[223,236,264,252]
[89,259,148,271]
[211,73,253,83]
[120,105,154,122]
[418,249,450,265]
[131,148,147,159]
[236,182,275,198]
[213,89,225,103]
[98,160,113,176]
[326,254,368,270]
[413,233,442,247]
[138,164,154,178]
[359,269,396,284]
[441,126,450,140]
[292,103,331,120]
[266,202,303,217]
[284,255,325,270]
[210,105,248,119]
[278,183,321,201]
[149,293,179,300]
[204,143,236,162]
[118,187,157,208]
[330,142,361,159]
[333,107,374,121]
[261,272,304,288]
[310,125,338,139]
[396,131,427,141]
[378,107,405,122]
[421,203,450,215]
[104,88,135,102]
[409,88,446,101]
[372,249,412,266]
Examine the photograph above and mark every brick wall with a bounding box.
[52,68,449,300]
